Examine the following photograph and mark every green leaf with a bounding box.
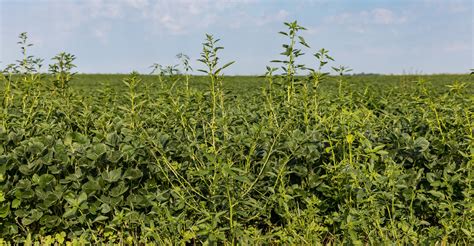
[39,174,55,188]
[110,182,128,197]
[77,192,88,204]
[72,132,89,144]
[215,61,235,75]
[93,143,107,156]
[376,150,389,155]
[102,168,122,183]
[63,207,77,218]
[22,209,43,225]
[87,143,107,160]
[93,215,108,223]
[82,180,101,194]
[107,150,122,163]
[19,164,35,175]
[298,36,310,48]
[100,203,111,214]
[106,132,120,146]
[414,137,430,152]
[12,199,21,209]
[419,220,431,226]
[428,190,445,199]
[42,193,59,207]
[123,168,143,180]
[0,203,10,218]
[27,141,45,155]
[461,228,471,237]
[40,215,60,228]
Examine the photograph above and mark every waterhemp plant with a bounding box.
[16,32,44,76]
[271,21,310,103]
[332,65,353,98]
[177,53,193,94]
[121,72,145,129]
[197,33,234,150]
[309,48,334,90]
[49,52,77,94]
[149,63,166,89]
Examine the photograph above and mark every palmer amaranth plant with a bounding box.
[0,22,472,245]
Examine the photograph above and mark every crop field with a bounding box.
[1,25,473,245]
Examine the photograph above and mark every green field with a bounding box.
[64,73,473,93]
[1,71,473,244]
[0,27,473,245]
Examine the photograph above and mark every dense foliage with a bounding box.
[0,26,473,245]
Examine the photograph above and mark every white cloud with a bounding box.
[1,0,265,46]
[421,0,471,13]
[4,0,270,38]
[86,0,124,19]
[256,10,290,26]
[447,3,470,13]
[326,12,351,25]
[124,0,150,9]
[326,8,407,27]
[444,42,471,52]
[111,0,259,34]
[348,26,367,34]
[324,8,407,34]
[92,23,111,44]
[371,8,405,25]
[144,0,213,34]
[305,26,323,35]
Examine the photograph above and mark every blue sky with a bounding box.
[0,0,472,75]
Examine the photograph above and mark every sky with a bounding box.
[0,0,472,75]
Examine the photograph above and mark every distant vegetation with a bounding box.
[0,22,472,245]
